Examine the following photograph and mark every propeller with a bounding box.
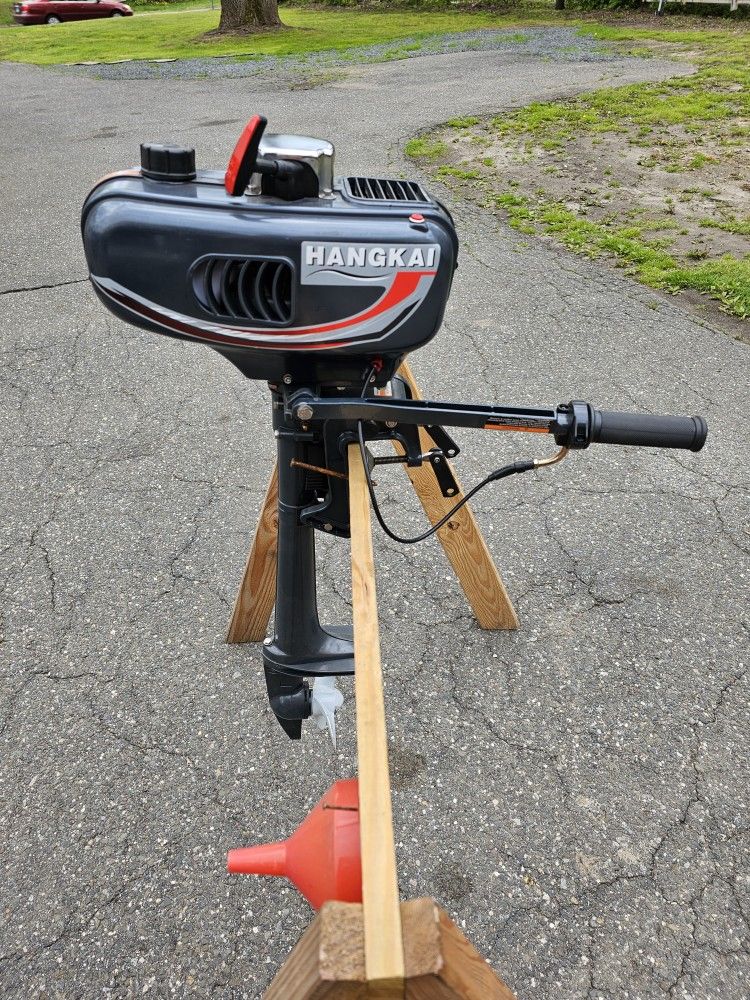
[311,676,344,747]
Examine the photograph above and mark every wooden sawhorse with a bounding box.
[226,362,518,644]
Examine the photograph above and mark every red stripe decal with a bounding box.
[101,269,436,348]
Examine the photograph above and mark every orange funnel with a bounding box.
[227,778,361,910]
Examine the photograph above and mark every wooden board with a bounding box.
[348,444,405,996]
[264,902,367,999]
[264,899,516,999]
[393,362,518,631]
[403,898,516,1000]
[226,463,279,644]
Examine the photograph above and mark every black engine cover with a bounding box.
[81,169,458,386]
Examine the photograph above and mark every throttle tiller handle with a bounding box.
[555,401,707,452]
[286,394,708,453]
[590,409,707,452]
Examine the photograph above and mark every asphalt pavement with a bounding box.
[1,44,748,1000]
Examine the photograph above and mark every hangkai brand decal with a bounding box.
[304,243,438,270]
[89,242,441,352]
[301,241,441,286]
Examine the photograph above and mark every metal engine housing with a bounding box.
[81,166,458,386]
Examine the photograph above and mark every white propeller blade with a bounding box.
[311,676,344,748]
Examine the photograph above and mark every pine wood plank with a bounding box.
[264,902,367,999]
[348,444,405,996]
[433,906,515,1000]
[402,898,515,1000]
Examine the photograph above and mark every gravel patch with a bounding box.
[64,26,617,81]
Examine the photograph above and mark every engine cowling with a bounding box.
[81,128,458,387]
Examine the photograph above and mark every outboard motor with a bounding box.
[81,115,458,388]
[81,115,707,742]
[81,114,459,738]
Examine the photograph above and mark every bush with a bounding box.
[565,0,642,8]
[565,0,748,11]
[129,0,208,7]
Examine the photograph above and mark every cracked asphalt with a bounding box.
[1,43,749,1000]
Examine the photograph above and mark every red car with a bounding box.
[12,0,133,24]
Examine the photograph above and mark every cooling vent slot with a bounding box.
[192,256,293,324]
[344,177,429,204]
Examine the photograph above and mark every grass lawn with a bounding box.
[0,6,534,63]
[408,23,750,324]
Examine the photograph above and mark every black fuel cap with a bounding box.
[140,143,196,182]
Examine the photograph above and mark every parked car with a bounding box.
[12,0,133,24]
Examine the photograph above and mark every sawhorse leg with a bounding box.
[226,464,279,644]
[394,361,518,631]
[265,898,516,999]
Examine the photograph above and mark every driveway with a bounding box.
[1,45,748,1000]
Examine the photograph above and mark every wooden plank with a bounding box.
[264,900,515,1000]
[226,463,279,644]
[393,362,518,631]
[434,906,515,1000]
[401,898,458,1000]
[265,902,367,999]
[402,899,516,1000]
[348,444,405,997]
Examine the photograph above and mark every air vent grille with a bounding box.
[344,177,429,203]
[192,257,293,324]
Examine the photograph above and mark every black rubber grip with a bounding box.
[591,410,707,452]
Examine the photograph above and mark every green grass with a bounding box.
[133,0,214,9]
[493,59,748,143]
[445,116,481,128]
[436,165,482,179]
[700,216,750,237]
[0,7,533,64]
[412,21,750,320]
[490,191,750,317]
[661,256,750,319]
[404,136,449,162]
[487,27,750,169]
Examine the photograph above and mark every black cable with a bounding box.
[357,365,535,545]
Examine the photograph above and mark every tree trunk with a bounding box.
[218,0,280,32]
[554,0,565,8]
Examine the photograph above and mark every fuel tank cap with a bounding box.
[140,143,196,182]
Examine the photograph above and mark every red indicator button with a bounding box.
[409,212,425,223]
